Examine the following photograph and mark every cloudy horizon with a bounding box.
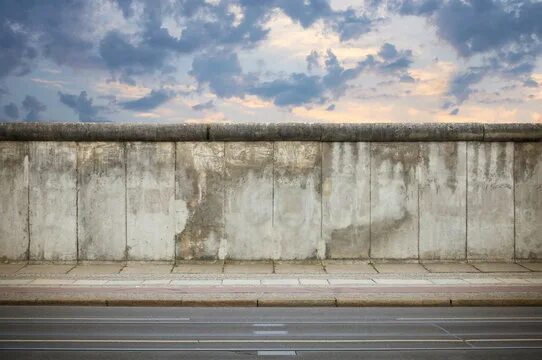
[1,0,541,123]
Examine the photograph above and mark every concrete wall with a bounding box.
[0,123,541,262]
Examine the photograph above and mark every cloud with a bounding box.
[306,50,320,71]
[524,78,539,88]
[120,89,174,111]
[22,95,46,121]
[190,50,247,98]
[390,0,542,108]
[3,102,19,120]
[326,104,335,111]
[190,44,413,107]
[58,91,106,122]
[192,100,215,111]
[0,22,37,78]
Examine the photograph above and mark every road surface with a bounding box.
[1,306,541,359]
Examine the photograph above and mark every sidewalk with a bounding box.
[1,262,541,307]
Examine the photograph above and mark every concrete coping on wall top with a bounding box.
[0,122,541,142]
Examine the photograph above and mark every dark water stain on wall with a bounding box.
[175,143,224,260]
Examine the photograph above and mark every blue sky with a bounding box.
[0,0,541,123]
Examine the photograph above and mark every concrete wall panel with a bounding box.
[370,143,419,259]
[176,142,225,260]
[467,142,514,261]
[515,143,542,260]
[0,142,29,261]
[29,142,77,261]
[419,142,467,260]
[274,142,322,259]
[322,142,370,259]
[78,142,126,261]
[127,142,175,261]
[224,142,274,259]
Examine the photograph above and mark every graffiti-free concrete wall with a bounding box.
[0,123,541,262]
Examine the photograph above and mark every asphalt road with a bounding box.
[1,306,541,359]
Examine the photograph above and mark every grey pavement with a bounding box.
[1,262,541,306]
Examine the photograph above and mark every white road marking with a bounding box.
[253,331,289,335]
[0,317,190,321]
[0,339,464,343]
[253,323,285,327]
[397,317,542,321]
[258,350,296,356]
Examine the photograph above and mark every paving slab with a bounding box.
[373,263,428,273]
[68,264,124,275]
[299,279,329,286]
[520,263,542,272]
[328,279,375,285]
[172,263,223,274]
[472,263,530,272]
[121,264,173,274]
[171,280,221,286]
[430,279,468,285]
[527,278,542,284]
[142,280,171,286]
[31,279,75,285]
[374,279,432,285]
[261,279,299,285]
[106,280,143,286]
[274,263,325,274]
[324,263,376,274]
[0,264,26,274]
[17,265,74,275]
[0,279,33,285]
[73,280,108,286]
[223,262,273,274]
[423,263,479,273]
[222,279,260,286]
[497,278,531,284]
[463,278,502,284]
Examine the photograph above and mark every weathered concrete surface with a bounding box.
[209,123,322,141]
[322,142,370,258]
[0,123,208,141]
[127,142,175,261]
[484,123,542,142]
[176,142,225,260]
[224,142,274,259]
[0,142,28,261]
[514,143,542,260]
[370,143,419,259]
[467,142,514,261]
[274,142,322,259]
[77,142,126,261]
[419,142,467,260]
[321,123,484,142]
[29,142,77,261]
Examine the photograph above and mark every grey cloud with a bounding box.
[190,50,247,98]
[0,22,37,78]
[194,43,413,107]
[121,89,174,111]
[306,50,320,72]
[58,91,107,122]
[3,102,19,120]
[22,95,46,122]
[524,79,539,88]
[192,100,215,111]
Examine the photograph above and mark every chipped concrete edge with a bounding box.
[1,122,541,142]
[1,296,541,307]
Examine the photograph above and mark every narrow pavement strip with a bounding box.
[1,262,541,307]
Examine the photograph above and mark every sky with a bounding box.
[0,0,541,124]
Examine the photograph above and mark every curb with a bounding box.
[2,297,542,307]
